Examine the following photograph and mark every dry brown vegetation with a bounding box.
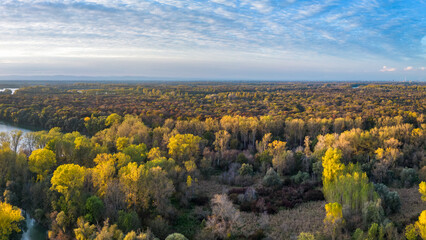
[200,178,326,238]
[390,187,424,227]
[200,180,425,239]
[238,201,326,239]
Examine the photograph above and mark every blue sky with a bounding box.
[0,0,425,81]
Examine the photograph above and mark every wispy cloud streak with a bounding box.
[0,0,424,80]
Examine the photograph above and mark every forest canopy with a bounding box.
[0,82,425,240]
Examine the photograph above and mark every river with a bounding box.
[0,88,19,94]
[0,122,32,134]
[0,122,48,240]
[21,213,48,240]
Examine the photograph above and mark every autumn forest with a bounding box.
[0,81,425,240]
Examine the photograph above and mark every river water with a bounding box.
[0,122,48,240]
[0,88,19,94]
[0,122,32,134]
[21,213,48,240]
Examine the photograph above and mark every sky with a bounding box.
[0,0,425,81]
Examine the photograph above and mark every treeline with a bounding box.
[0,82,424,133]
[0,109,425,239]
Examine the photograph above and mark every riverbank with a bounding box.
[0,121,44,133]
[21,212,48,240]
[0,122,49,239]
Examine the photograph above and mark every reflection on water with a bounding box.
[21,213,48,240]
[0,122,32,150]
[0,88,19,94]
[0,122,32,134]
[0,123,48,239]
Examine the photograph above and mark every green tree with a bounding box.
[239,163,254,176]
[405,224,418,240]
[262,168,282,188]
[297,232,315,240]
[118,210,140,233]
[85,196,104,224]
[165,233,188,240]
[122,144,147,163]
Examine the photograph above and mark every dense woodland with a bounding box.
[0,82,425,240]
[0,82,424,133]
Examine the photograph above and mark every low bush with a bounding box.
[239,163,254,176]
[234,175,255,187]
[290,171,310,184]
[262,168,282,188]
[400,168,419,187]
[374,183,401,215]
[233,182,323,214]
[303,189,324,201]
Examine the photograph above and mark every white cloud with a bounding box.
[210,0,237,8]
[404,66,413,71]
[420,67,425,71]
[0,0,424,80]
[380,66,396,72]
[241,0,273,14]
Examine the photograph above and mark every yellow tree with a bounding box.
[0,201,24,240]
[322,148,344,199]
[420,181,426,201]
[147,147,163,161]
[74,217,96,240]
[50,164,86,202]
[214,130,231,154]
[116,137,129,151]
[119,162,143,208]
[256,133,272,154]
[105,113,122,127]
[91,153,131,196]
[219,115,239,137]
[285,119,305,146]
[168,134,201,162]
[416,182,426,239]
[324,202,344,240]
[28,148,56,181]
[119,163,174,214]
[373,142,401,183]
[416,211,426,240]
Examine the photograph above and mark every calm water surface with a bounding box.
[0,122,32,134]
[0,88,19,94]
